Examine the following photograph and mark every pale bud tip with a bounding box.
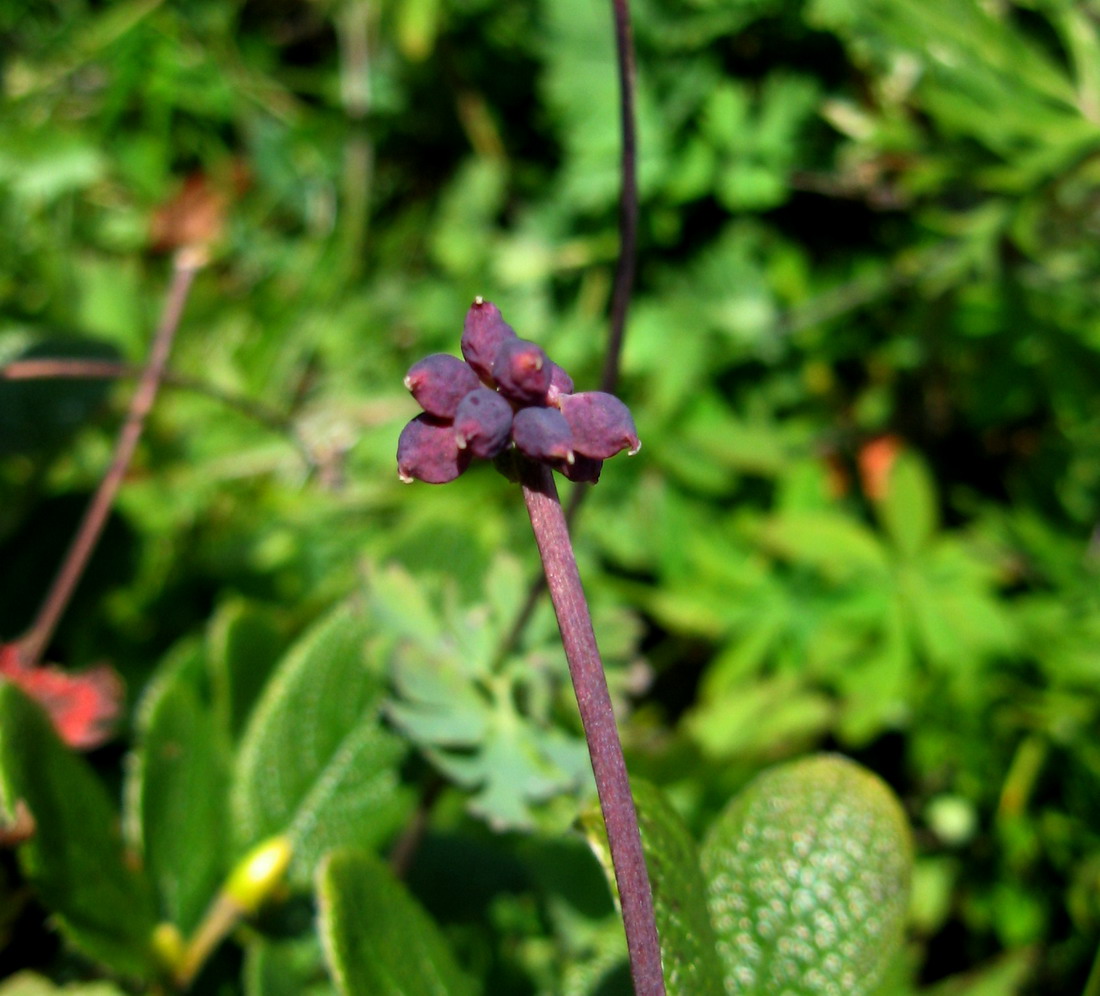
[474,295,484,305]
[398,470,414,483]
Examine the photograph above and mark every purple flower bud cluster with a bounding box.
[398,298,640,485]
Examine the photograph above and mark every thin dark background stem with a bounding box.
[520,459,664,996]
[16,248,204,667]
[601,0,639,397]
[0,358,293,437]
[489,0,640,669]
[391,0,642,915]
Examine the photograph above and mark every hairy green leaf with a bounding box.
[317,848,479,996]
[127,642,231,934]
[0,682,157,979]
[231,602,412,884]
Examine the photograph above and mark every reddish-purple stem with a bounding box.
[520,459,665,996]
[16,249,204,667]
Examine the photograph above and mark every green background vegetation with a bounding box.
[2,0,1100,992]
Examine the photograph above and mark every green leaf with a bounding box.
[625,781,726,995]
[687,676,834,760]
[758,512,891,580]
[0,682,157,979]
[921,948,1034,996]
[876,453,938,558]
[0,972,128,996]
[245,930,336,996]
[206,598,285,742]
[317,848,479,996]
[127,641,231,934]
[376,563,591,831]
[701,754,912,996]
[231,602,413,885]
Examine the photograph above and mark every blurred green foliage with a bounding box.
[2,0,1100,992]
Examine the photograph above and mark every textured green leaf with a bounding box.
[0,682,157,978]
[317,848,479,996]
[701,754,912,996]
[127,642,231,933]
[231,602,413,885]
[629,781,726,995]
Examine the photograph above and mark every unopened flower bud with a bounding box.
[404,354,480,418]
[493,338,551,405]
[398,414,472,484]
[454,388,514,459]
[225,836,293,914]
[461,297,517,384]
[558,454,603,483]
[546,363,574,407]
[512,406,574,463]
[559,391,640,459]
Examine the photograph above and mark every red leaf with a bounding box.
[0,643,123,750]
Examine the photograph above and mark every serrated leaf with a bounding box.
[0,682,157,979]
[701,754,912,996]
[317,849,479,996]
[231,602,412,885]
[128,642,231,933]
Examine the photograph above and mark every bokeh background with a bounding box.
[3,0,1100,992]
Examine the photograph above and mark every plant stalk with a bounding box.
[16,248,205,667]
[601,0,638,396]
[519,459,664,996]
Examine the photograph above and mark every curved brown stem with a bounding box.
[0,358,294,437]
[519,459,664,996]
[16,248,205,667]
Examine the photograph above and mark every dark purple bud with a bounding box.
[397,414,472,484]
[546,362,574,408]
[559,391,640,459]
[557,454,603,483]
[404,354,481,418]
[461,297,517,384]
[493,338,551,405]
[453,388,513,459]
[512,406,574,464]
